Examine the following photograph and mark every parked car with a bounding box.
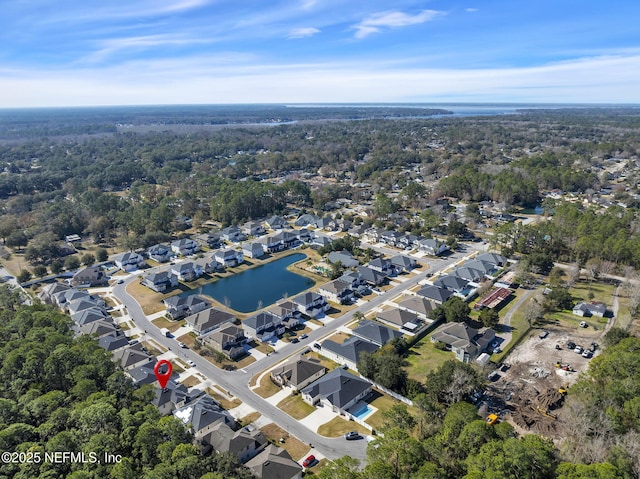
[187,360,196,367]
[574,345,583,354]
[302,455,316,467]
[117,279,124,284]
[582,350,592,358]
[290,337,299,343]
[300,334,308,339]
[539,330,549,339]
[345,431,361,440]
[313,342,321,349]
[580,321,588,328]
[567,341,576,350]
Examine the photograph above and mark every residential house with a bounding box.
[173,395,235,437]
[301,368,372,414]
[476,252,508,268]
[321,336,379,371]
[271,357,327,390]
[221,226,245,243]
[398,234,421,250]
[397,296,435,321]
[453,266,485,283]
[98,332,130,352]
[152,381,191,415]
[318,279,354,305]
[418,238,450,256]
[431,322,495,363]
[315,217,333,230]
[164,295,210,320]
[295,214,320,227]
[310,235,332,248]
[53,288,91,310]
[202,324,245,360]
[195,232,222,250]
[280,230,299,248]
[113,252,145,272]
[71,265,108,287]
[380,230,404,247]
[126,361,161,386]
[243,242,265,259]
[243,311,284,342]
[356,265,387,286]
[351,320,403,347]
[573,302,608,317]
[245,445,302,479]
[141,271,179,293]
[265,215,288,230]
[38,282,71,305]
[416,285,453,304]
[147,243,173,263]
[474,288,512,310]
[67,297,107,317]
[201,421,268,464]
[186,307,236,336]
[463,259,500,279]
[291,291,329,318]
[242,221,266,237]
[214,249,244,267]
[267,301,302,329]
[72,307,110,326]
[434,275,471,295]
[113,345,152,370]
[258,234,284,253]
[327,250,359,268]
[390,254,417,272]
[368,257,394,275]
[376,307,420,331]
[79,319,119,338]
[297,228,312,243]
[170,261,203,282]
[171,238,199,256]
[362,227,385,244]
[196,256,225,274]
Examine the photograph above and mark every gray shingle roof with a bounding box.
[301,368,371,409]
[351,320,402,346]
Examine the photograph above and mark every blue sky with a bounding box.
[1,0,639,107]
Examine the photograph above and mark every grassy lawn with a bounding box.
[206,387,242,410]
[365,389,418,432]
[181,375,201,388]
[238,412,261,427]
[317,416,370,438]
[570,280,617,305]
[260,423,310,461]
[324,331,350,344]
[405,335,451,382]
[615,293,633,331]
[141,340,164,357]
[177,332,197,348]
[151,316,185,333]
[126,281,166,315]
[254,373,282,398]
[277,393,316,420]
[253,341,275,355]
[118,322,131,331]
[234,354,257,368]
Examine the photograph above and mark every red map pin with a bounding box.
[154,359,173,389]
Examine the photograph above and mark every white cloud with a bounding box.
[353,10,443,39]
[1,52,639,107]
[465,8,478,13]
[288,27,320,39]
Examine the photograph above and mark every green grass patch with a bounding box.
[253,342,275,355]
[239,412,261,427]
[365,389,418,432]
[405,334,452,382]
[317,416,369,438]
[277,393,316,420]
[304,352,339,371]
[254,373,282,398]
[118,322,131,331]
[151,316,185,332]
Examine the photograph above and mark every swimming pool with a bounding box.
[350,404,373,420]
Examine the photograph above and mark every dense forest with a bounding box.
[0,286,254,479]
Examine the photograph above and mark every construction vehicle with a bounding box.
[486,413,499,426]
[534,406,557,420]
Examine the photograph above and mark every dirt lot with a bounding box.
[483,323,604,438]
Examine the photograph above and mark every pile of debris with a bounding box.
[511,387,567,436]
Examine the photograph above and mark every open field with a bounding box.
[405,334,452,382]
[126,281,167,315]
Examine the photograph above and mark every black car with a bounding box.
[290,337,299,343]
[566,341,576,350]
[344,431,360,440]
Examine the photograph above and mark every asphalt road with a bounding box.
[112,242,484,462]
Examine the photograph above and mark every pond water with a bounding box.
[179,253,313,313]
